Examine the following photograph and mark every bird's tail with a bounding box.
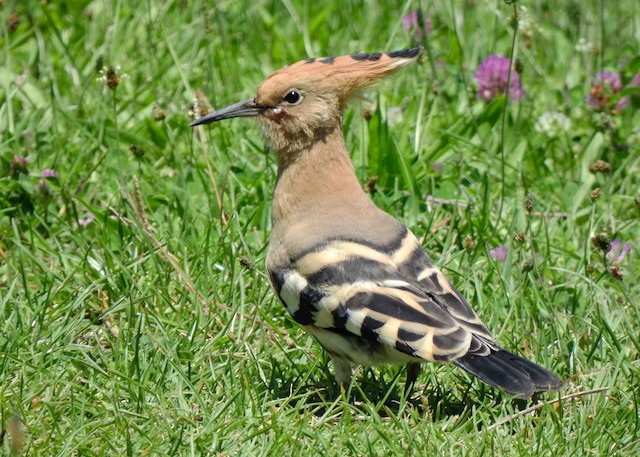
[454,349,562,398]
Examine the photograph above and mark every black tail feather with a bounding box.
[454,349,562,398]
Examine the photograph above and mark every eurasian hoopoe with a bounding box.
[191,47,562,398]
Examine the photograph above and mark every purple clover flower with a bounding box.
[78,211,95,228]
[489,245,508,263]
[10,155,29,178]
[585,71,631,111]
[615,98,630,111]
[42,168,59,179]
[430,162,444,173]
[596,71,622,92]
[402,10,432,38]
[11,155,28,169]
[475,55,525,101]
[616,73,640,110]
[12,155,28,166]
[606,238,631,264]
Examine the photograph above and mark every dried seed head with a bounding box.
[8,12,21,33]
[514,58,524,74]
[97,65,126,90]
[591,234,611,254]
[522,258,535,272]
[525,194,534,213]
[364,175,378,194]
[190,90,215,121]
[239,256,255,270]
[463,235,477,250]
[129,144,145,158]
[591,187,601,202]
[588,160,612,173]
[153,104,168,121]
[105,67,120,89]
[588,84,609,111]
[610,265,623,281]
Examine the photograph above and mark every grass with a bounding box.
[1,0,639,455]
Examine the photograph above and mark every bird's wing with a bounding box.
[269,228,497,363]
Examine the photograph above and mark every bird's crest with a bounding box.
[259,47,422,102]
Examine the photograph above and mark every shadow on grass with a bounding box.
[262,363,521,423]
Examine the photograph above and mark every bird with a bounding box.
[190,47,562,398]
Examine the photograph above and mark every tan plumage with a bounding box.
[191,47,562,398]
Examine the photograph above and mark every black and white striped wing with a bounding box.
[269,229,497,363]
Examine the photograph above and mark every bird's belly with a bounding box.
[306,325,421,366]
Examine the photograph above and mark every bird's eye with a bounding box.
[283,90,302,105]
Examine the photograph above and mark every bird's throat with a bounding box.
[270,127,369,230]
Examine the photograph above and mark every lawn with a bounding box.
[1,0,639,455]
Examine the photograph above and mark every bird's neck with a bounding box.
[270,126,369,228]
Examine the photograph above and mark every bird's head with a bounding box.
[190,47,421,157]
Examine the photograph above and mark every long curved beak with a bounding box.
[189,98,265,127]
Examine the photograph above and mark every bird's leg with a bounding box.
[405,362,422,394]
[332,358,353,393]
